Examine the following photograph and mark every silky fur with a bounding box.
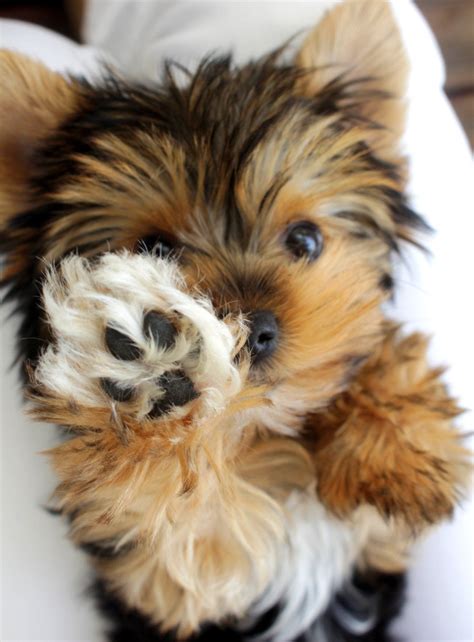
[30,253,408,640]
[0,1,470,640]
[35,252,245,421]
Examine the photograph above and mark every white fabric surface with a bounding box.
[1,3,473,640]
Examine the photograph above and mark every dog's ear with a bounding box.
[0,51,81,218]
[295,0,408,161]
[0,52,84,364]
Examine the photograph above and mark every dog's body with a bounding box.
[0,2,470,641]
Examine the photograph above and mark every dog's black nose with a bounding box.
[247,310,278,364]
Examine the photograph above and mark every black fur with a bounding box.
[92,570,406,642]
[323,571,406,642]
[1,51,414,642]
[1,54,427,371]
[379,273,395,291]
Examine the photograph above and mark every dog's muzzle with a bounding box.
[247,310,278,364]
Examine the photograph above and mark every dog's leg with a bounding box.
[30,251,244,434]
[27,251,321,637]
[308,324,470,532]
[304,326,470,640]
[26,251,274,634]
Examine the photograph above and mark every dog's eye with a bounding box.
[137,234,175,258]
[284,221,323,262]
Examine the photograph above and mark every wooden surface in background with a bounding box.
[0,0,473,147]
[0,1,72,37]
[417,0,474,147]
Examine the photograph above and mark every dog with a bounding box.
[0,1,470,640]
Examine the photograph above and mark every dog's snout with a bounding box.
[247,310,278,364]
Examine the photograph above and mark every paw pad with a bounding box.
[105,326,142,361]
[143,311,177,350]
[102,310,199,418]
[34,252,243,425]
[148,371,198,418]
[100,378,135,402]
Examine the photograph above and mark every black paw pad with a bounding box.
[105,325,143,361]
[148,370,198,418]
[143,311,177,350]
[100,378,135,402]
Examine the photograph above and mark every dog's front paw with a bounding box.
[32,252,245,428]
[311,326,470,530]
[99,309,200,419]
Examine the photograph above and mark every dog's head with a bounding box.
[0,1,426,418]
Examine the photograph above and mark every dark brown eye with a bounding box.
[284,221,323,262]
[137,234,175,258]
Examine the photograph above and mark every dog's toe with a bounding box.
[102,311,199,417]
[105,325,142,361]
[100,378,135,402]
[148,370,199,418]
[34,253,242,426]
[144,310,177,350]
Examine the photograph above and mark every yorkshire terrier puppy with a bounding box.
[0,2,470,641]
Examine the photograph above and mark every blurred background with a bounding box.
[0,0,472,147]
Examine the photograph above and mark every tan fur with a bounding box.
[1,1,471,637]
[309,325,470,530]
[0,51,80,209]
[297,0,409,163]
[354,507,415,574]
[0,51,82,281]
[28,322,470,632]
[31,383,314,635]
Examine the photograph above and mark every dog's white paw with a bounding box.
[34,252,245,422]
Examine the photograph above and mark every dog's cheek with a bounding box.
[278,237,388,367]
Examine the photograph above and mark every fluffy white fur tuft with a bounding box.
[36,251,244,420]
[31,251,406,640]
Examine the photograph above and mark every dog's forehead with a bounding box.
[85,67,338,204]
[37,60,321,243]
[31,55,419,264]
